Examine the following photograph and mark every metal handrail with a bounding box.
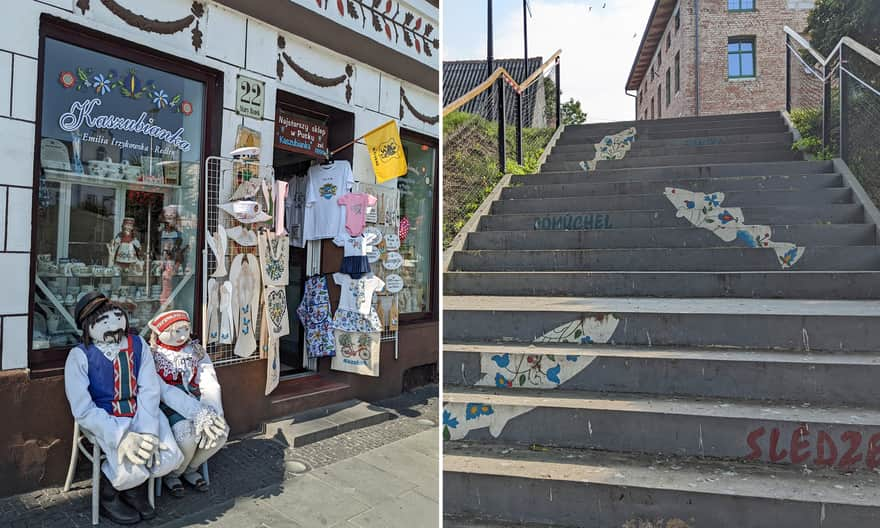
[783,26,880,69]
[442,49,561,117]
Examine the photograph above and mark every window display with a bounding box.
[33,38,205,350]
[396,139,436,315]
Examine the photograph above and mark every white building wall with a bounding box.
[0,0,439,370]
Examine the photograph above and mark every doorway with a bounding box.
[272,91,355,378]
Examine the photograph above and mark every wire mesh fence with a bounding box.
[840,47,880,205]
[443,69,558,248]
[786,29,880,204]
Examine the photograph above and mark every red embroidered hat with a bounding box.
[148,310,190,334]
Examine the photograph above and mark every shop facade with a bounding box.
[0,0,438,496]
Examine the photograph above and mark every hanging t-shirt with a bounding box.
[303,161,354,240]
[285,174,308,248]
[333,230,381,257]
[337,193,377,237]
[333,272,384,315]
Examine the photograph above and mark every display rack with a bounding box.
[203,155,275,367]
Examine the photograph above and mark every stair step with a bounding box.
[478,204,865,231]
[443,271,880,299]
[549,140,796,161]
[443,386,880,469]
[542,150,802,172]
[556,123,789,144]
[450,245,880,272]
[511,160,834,185]
[565,111,780,129]
[502,173,842,200]
[550,130,794,153]
[466,225,874,251]
[444,443,880,527]
[443,342,880,406]
[493,188,852,215]
[443,295,880,351]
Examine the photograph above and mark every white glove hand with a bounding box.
[194,407,226,449]
[117,432,158,466]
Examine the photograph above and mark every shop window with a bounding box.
[396,137,436,317]
[728,37,756,79]
[33,37,205,353]
[728,0,755,12]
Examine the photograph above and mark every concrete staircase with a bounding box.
[443,112,880,527]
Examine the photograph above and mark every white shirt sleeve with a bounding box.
[156,375,202,421]
[128,337,161,437]
[305,168,317,206]
[64,347,128,451]
[195,353,225,418]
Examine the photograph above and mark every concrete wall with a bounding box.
[636,0,814,119]
[0,0,439,372]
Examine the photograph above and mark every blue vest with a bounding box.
[79,335,142,417]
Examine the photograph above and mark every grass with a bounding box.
[443,112,555,247]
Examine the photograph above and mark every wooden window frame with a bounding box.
[28,15,223,376]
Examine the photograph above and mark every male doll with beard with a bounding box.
[64,292,183,524]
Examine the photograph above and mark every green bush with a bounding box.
[789,107,822,139]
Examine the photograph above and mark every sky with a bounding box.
[441,0,656,123]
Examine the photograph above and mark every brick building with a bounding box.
[627,0,816,120]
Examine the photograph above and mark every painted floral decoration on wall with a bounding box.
[76,1,205,52]
[58,67,193,114]
[317,0,439,57]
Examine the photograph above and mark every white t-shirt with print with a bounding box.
[333,230,381,257]
[333,272,384,315]
[304,161,354,240]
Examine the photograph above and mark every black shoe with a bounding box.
[99,475,141,525]
[120,482,157,521]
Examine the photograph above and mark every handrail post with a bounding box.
[555,57,561,128]
[498,78,506,174]
[839,45,847,160]
[516,91,523,165]
[785,34,791,112]
[822,59,832,149]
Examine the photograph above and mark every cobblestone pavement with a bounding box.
[0,385,438,528]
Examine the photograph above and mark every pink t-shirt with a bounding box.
[337,193,377,236]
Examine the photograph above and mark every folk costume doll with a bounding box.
[64,293,183,524]
[148,310,228,496]
[110,217,142,269]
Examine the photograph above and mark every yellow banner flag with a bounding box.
[364,120,408,183]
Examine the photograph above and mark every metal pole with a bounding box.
[487,0,494,121]
[822,61,831,149]
[523,0,528,66]
[839,45,847,160]
[498,79,506,173]
[555,57,561,127]
[785,34,791,112]
[516,91,523,165]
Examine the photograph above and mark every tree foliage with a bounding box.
[561,98,587,125]
[806,0,880,56]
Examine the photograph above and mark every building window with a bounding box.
[658,49,662,66]
[397,136,437,317]
[657,85,662,118]
[666,32,672,50]
[651,65,655,81]
[666,68,672,107]
[675,9,681,31]
[728,0,755,11]
[33,36,206,354]
[651,97,655,119]
[675,52,681,93]
[728,37,756,79]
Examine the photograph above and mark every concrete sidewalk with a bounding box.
[167,429,439,528]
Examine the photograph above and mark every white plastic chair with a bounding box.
[63,422,155,525]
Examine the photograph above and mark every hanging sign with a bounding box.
[235,75,265,119]
[383,251,403,270]
[384,233,400,251]
[275,110,328,158]
[385,274,404,293]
